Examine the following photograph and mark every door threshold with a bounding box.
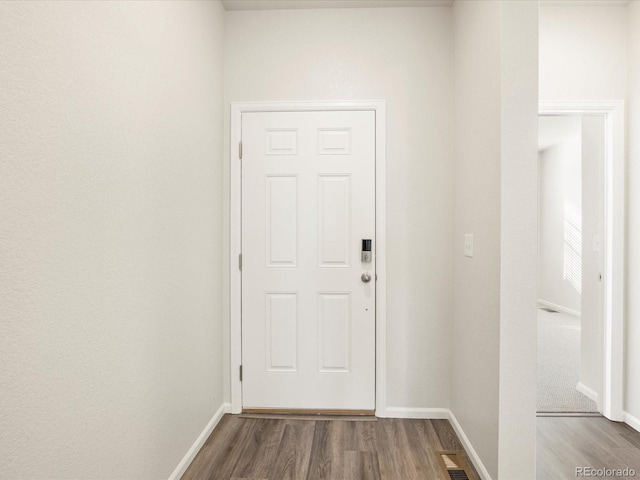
[240,408,376,421]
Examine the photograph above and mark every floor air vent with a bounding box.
[447,471,470,480]
[436,451,472,480]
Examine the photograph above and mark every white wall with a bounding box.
[0,2,225,478]
[538,119,582,314]
[539,4,627,101]
[224,7,454,411]
[452,1,501,476]
[453,2,538,478]
[497,2,538,478]
[627,0,640,426]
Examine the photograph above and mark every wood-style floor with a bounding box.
[181,415,480,480]
[537,416,640,479]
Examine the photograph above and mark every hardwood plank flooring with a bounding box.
[305,419,345,479]
[270,420,316,480]
[181,415,481,480]
[537,416,640,480]
[231,419,285,479]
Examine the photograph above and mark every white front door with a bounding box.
[241,110,376,411]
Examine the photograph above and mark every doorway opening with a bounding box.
[537,102,625,421]
[537,114,601,414]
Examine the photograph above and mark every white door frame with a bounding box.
[229,101,387,415]
[539,101,625,421]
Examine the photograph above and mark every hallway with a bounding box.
[2,1,640,478]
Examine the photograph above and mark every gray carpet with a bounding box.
[537,308,598,413]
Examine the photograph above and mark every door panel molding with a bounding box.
[229,101,387,415]
[539,100,625,421]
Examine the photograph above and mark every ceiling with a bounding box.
[221,0,629,10]
[221,0,453,11]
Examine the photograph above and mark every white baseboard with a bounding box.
[384,406,450,419]
[448,411,493,480]
[625,411,640,433]
[538,299,580,317]
[168,402,231,480]
[576,382,598,403]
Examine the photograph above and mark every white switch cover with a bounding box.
[464,234,474,258]
[593,234,600,252]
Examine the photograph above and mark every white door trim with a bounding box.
[539,101,625,421]
[229,101,387,416]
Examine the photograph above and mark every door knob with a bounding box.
[361,272,372,283]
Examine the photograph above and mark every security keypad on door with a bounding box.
[361,239,372,263]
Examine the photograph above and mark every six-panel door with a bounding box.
[241,110,376,410]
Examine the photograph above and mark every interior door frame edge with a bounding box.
[228,101,387,416]
[539,100,625,421]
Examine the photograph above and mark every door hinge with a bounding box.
[239,365,243,381]
[239,141,243,159]
[239,253,242,270]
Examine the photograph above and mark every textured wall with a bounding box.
[539,4,627,102]
[452,2,538,478]
[452,1,502,476]
[224,7,455,411]
[0,2,225,478]
[497,2,538,477]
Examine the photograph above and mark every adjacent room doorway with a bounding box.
[537,114,603,414]
[537,102,625,422]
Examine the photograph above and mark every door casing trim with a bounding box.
[229,101,387,415]
[539,100,625,421]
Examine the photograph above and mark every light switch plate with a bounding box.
[464,234,474,258]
